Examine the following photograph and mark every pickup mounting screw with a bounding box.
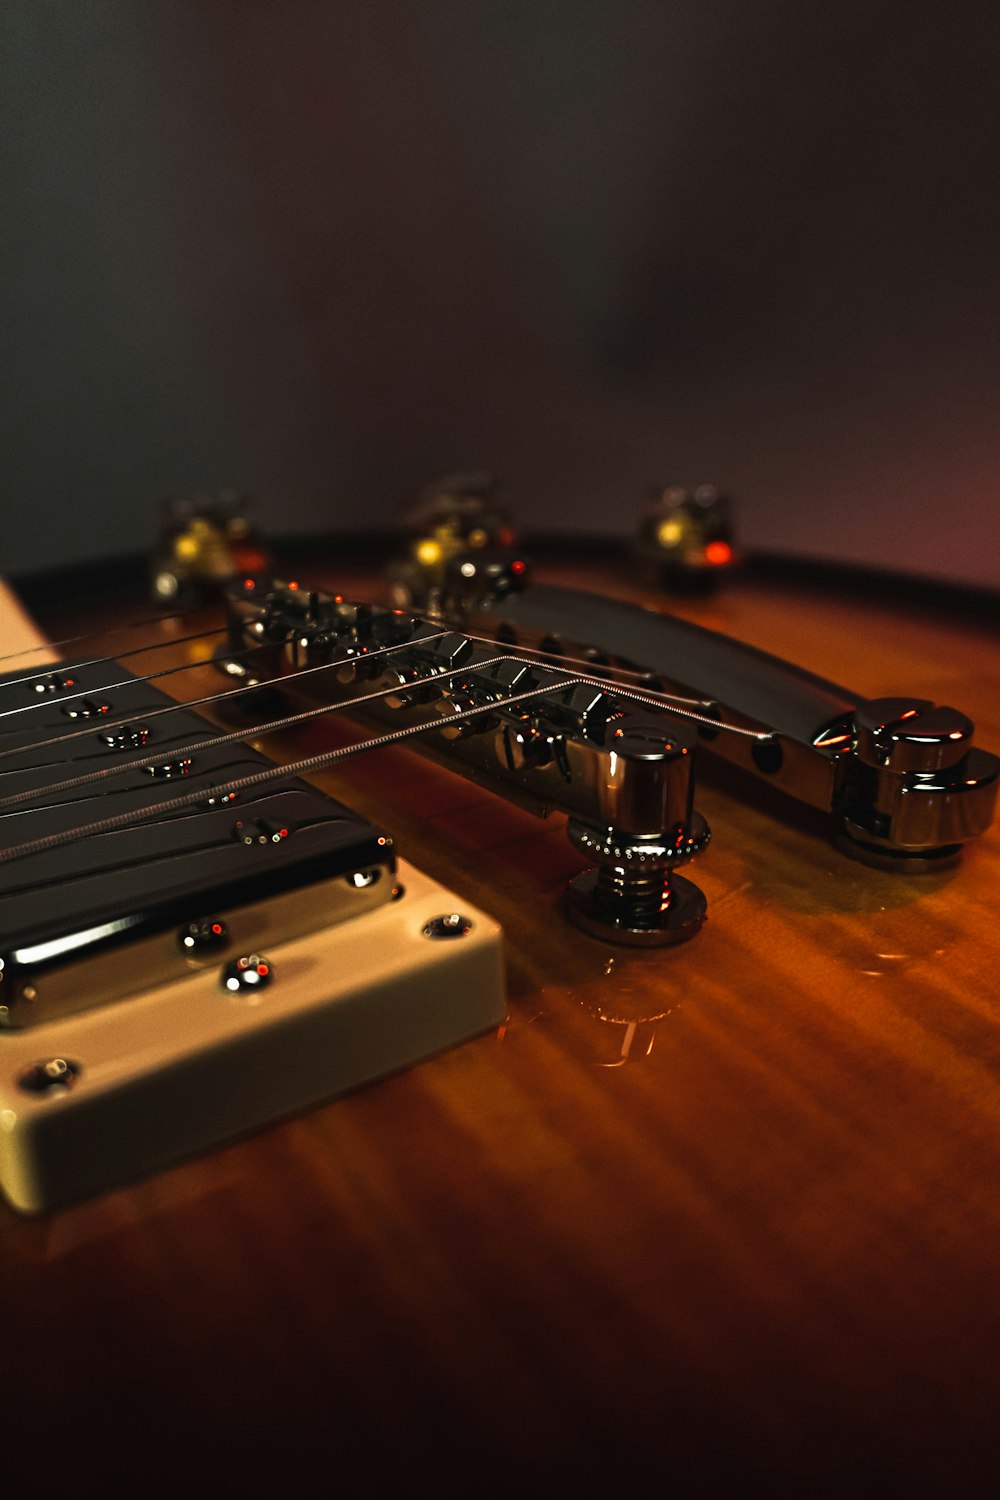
[222,954,274,992]
[179,918,229,953]
[19,1058,80,1093]
[422,914,472,939]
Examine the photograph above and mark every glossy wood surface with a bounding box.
[3,550,999,1492]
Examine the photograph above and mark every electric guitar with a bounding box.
[1,542,998,1492]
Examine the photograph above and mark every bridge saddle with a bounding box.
[222,579,712,946]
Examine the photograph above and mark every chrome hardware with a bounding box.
[422,913,472,939]
[19,1058,80,1092]
[233,818,292,847]
[61,697,111,719]
[143,757,193,780]
[565,816,710,946]
[853,698,973,774]
[836,697,997,870]
[222,954,274,993]
[203,787,239,807]
[179,918,229,953]
[379,665,437,711]
[222,580,713,944]
[474,583,998,871]
[433,693,495,740]
[100,722,151,750]
[494,718,558,773]
[436,549,530,618]
[33,673,78,695]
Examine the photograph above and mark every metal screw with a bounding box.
[19,1058,80,1093]
[222,954,274,993]
[178,917,229,954]
[422,913,472,939]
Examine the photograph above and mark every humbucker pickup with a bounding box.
[0,586,506,1213]
[0,657,395,1028]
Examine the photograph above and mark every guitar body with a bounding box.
[2,544,998,1492]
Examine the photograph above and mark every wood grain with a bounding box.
[2,552,998,1493]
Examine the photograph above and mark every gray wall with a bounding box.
[3,0,999,585]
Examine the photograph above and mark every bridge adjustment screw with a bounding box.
[564,816,710,948]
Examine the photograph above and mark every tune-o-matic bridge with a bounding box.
[448,583,998,872]
[222,580,712,945]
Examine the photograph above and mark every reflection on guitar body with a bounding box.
[1,547,999,1493]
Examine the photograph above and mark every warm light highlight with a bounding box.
[656,518,684,548]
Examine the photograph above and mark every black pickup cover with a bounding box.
[0,657,391,982]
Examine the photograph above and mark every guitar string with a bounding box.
[0,650,694,814]
[0,625,773,814]
[0,675,593,863]
[0,621,229,690]
[0,612,730,764]
[0,630,450,764]
[0,603,201,668]
[0,612,710,720]
[0,573,715,712]
[0,653,774,858]
[0,579,408,701]
[0,632,455,807]
[0,631,271,723]
[456,629,711,708]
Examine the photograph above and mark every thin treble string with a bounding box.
[0,597,779,813]
[0,676,598,865]
[552,674,770,738]
[0,633,460,810]
[0,649,775,836]
[461,627,710,708]
[397,607,771,737]
[0,632,775,812]
[0,630,452,764]
[0,618,222,682]
[0,631,262,723]
[3,575,743,751]
[0,607,728,765]
[456,627,770,738]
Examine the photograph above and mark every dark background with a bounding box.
[3,0,998,586]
